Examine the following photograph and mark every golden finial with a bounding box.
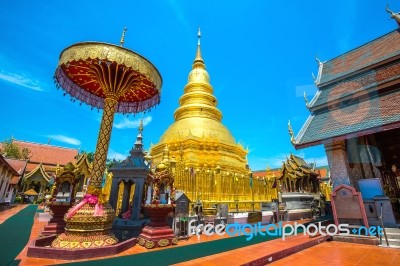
[120,27,127,47]
[197,26,201,46]
[139,118,144,133]
[193,26,204,67]
[288,120,296,145]
[303,91,309,107]
[386,3,400,26]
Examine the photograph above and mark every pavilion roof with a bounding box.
[280,155,318,179]
[23,163,52,182]
[24,188,38,196]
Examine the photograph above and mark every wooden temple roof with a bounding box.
[295,28,400,149]
[280,154,319,179]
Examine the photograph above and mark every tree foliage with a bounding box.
[76,150,121,168]
[76,151,95,163]
[0,138,31,159]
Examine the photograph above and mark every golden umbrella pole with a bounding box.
[88,94,118,194]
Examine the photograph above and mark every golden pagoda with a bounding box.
[151,29,272,211]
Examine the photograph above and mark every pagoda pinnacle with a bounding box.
[133,118,144,151]
[139,118,144,133]
[193,26,205,69]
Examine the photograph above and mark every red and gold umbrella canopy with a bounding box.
[54,42,162,113]
[54,39,162,194]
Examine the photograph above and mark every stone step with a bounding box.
[383,227,400,233]
[379,244,400,249]
[333,235,379,245]
[385,232,400,240]
[388,239,400,245]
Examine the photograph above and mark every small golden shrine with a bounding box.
[42,159,91,235]
[138,146,178,249]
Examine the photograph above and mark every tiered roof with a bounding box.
[280,154,319,180]
[295,28,400,149]
[253,164,328,179]
[12,140,78,170]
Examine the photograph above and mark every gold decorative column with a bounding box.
[89,95,118,191]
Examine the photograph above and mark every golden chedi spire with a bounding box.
[154,28,241,147]
[151,28,248,187]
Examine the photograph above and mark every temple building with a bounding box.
[279,154,320,193]
[2,157,27,203]
[0,139,80,197]
[13,140,79,195]
[150,30,261,211]
[0,154,24,203]
[292,9,400,222]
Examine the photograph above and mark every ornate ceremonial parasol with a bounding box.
[51,29,162,249]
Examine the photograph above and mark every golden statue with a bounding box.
[102,169,113,202]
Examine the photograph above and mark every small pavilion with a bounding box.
[109,121,149,221]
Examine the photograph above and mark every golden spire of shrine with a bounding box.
[139,118,144,133]
[193,26,204,68]
[120,27,127,47]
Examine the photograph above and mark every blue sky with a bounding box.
[0,1,398,170]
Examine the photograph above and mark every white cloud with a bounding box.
[108,149,127,161]
[0,71,43,91]
[167,0,190,33]
[48,135,81,146]
[114,116,152,129]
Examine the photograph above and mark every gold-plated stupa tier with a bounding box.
[159,117,236,145]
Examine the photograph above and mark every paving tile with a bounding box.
[11,213,400,266]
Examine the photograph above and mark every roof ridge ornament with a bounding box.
[288,120,296,145]
[386,3,400,26]
[315,56,322,65]
[303,91,309,107]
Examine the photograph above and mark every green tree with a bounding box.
[0,138,31,159]
[76,151,95,163]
